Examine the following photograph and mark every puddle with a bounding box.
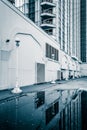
[0,89,86,130]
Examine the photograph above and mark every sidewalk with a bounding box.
[0,78,84,101]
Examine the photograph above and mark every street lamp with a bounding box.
[12,37,22,93]
[51,53,56,84]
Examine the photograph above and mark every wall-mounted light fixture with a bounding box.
[6,39,10,43]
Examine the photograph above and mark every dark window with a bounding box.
[46,43,59,61]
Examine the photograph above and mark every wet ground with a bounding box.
[0,77,87,130]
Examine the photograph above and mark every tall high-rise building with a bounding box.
[15,0,81,62]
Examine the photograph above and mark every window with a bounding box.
[46,43,59,61]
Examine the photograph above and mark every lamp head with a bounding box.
[15,37,20,47]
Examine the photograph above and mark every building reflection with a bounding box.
[35,91,45,109]
[0,89,85,130]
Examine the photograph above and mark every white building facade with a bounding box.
[0,0,81,90]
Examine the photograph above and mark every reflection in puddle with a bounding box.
[46,100,59,125]
[0,89,86,130]
[35,91,45,108]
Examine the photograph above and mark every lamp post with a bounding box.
[51,53,56,84]
[12,38,22,93]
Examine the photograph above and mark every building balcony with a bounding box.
[41,9,56,18]
[41,19,55,29]
[41,0,56,8]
